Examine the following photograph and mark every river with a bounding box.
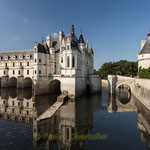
[0,87,149,150]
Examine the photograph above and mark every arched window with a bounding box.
[61,57,63,63]
[67,56,70,67]
[72,56,75,68]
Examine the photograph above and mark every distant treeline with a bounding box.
[94,60,138,78]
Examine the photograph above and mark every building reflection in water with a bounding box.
[0,87,150,149]
[0,88,102,150]
[108,88,150,149]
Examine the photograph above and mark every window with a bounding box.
[34,128,36,133]
[13,62,15,67]
[39,70,41,74]
[18,70,20,75]
[3,101,5,104]
[12,108,14,113]
[27,70,29,75]
[67,45,69,49]
[12,101,14,106]
[35,59,36,63]
[18,102,20,106]
[27,110,29,115]
[27,102,29,107]
[20,62,22,66]
[67,56,70,67]
[5,63,7,67]
[4,71,5,75]
[20,110,21,114]
[39,59,41,63]
[61,57,63,63]
[35,70,36,74]
[13,70,15,75]
[72,56,75,68]
[66,128,69,140]
[27,62,29,66]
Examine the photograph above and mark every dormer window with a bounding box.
[12,55,16,60]
[5,56,8,60]
[19,55,23,59]
[26,55,30,59]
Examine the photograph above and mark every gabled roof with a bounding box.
[140,40,150,54]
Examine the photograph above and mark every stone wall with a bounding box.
[89,75,101,93]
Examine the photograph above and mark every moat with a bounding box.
[0,87,149,150]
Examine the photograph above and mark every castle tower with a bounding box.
[138,31,150,69]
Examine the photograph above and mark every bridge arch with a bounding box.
[116,82,131,105]
[24,77,33,88]
[48,79,61,94]
[8,77,17,87]
[116,82,131,94]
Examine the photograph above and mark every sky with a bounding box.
[0,0,150,69]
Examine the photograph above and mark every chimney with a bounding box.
[46,35,51,48]
[59,30,64,42]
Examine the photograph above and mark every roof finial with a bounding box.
[41,35,44,43]
[80,28,82,34]
[71,23,75,40]
[71,23,75,34]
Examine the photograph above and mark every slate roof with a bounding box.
[37,43,50,54]
[78,34,84,43]
[140,40,150,54]
[0,50,34,60]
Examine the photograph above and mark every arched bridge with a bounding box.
[108,75,150,109]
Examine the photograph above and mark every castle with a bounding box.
[138,32,150,69]
[0,24,101,98]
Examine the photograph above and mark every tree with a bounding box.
[97,60,138,77]
[139,67,150,79]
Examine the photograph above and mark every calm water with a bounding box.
[0,87,149,150]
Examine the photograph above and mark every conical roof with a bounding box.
[140,40,150,54]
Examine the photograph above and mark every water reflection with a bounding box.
[108,88,150,149]
[0,88,149,149]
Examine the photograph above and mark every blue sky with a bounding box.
[0,0,150,69]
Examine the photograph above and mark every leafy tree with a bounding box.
[97,60,138,77]
[139,67,150,79]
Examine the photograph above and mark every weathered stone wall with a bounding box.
[75,77,86,97]
[89,75,101,93]
[101,79,108,88]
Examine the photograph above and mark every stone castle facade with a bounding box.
[0,24,101,98]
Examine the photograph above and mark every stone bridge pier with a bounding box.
[1,76,33,89]
[33,75,101,98]
[108,75,117,95]
[1,76,9,88]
